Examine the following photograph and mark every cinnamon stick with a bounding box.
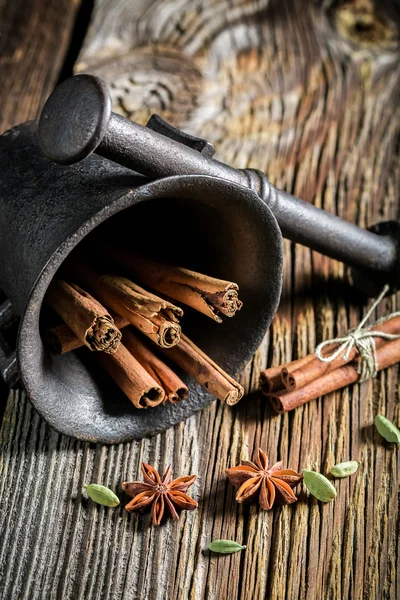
[160,333,244,405]
[268,336,400,413]
[96,343,165,408]
[123,329,188,404]
[44,280,122,354]
[67,262,183,348]
[44,314,129,354]
[103,249,243,323]
[259,355,314,394]
[281,314,400,391]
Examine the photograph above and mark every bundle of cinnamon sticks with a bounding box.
[260,314,400,413]
[42,251,244,409]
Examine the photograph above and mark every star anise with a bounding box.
[226,448,303,510]
[122,463,198,525]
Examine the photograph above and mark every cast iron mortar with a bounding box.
[0,74,398,443]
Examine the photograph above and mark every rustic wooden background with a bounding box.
[1,0,400,598]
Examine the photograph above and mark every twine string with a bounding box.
[315,285,400,382]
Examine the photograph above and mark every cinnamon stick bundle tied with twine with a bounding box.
[269,336,400,413]
[281,315,400,392]
[261,285,400,413]
[44,280,122,354]
[101,248,243,323]
[259,355,314,394]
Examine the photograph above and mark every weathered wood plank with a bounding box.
[0,0,81,133]
[1,0,400,599]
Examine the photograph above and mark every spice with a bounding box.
[123,329,188,404]
[225,448,303,510]
[97,344,165,408]
[42,255,244,408]
[44,280,122,353]
[160,333,244,405]
[122,463,198,525]
[282,313,400,392]
[67,262,183,348]
[302,470,336,502]
[330,461,360,478]
[259,355,315,394]
[44,304,243,406]
[103,248,243,322]
[45,313,129,355]
[375,415,400,444]
[209,540,246,554]
[84,483,120,507]
[266,337,400,413]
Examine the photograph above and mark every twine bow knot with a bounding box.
[315,285,400,382]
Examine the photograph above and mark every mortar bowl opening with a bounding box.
[22,177,282,442]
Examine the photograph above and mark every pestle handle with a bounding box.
[267,188,397,276]
[38,75,400,291]
[94,113,400,278]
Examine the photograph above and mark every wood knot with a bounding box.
[333,0,399,49]
[236,48,260,72]
[76,48,203,126]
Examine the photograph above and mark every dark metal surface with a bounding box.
[2,74,399,442]
[39,75,400,291]
[147,114,216,158]
[351,221,400,296]
[0,300,19,388]
[39,74,111,165]
[0,122,282,443]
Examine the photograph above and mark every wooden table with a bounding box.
[1,1,399,598]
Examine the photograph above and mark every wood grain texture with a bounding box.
[1,0,400,598]
[0,0,81,133]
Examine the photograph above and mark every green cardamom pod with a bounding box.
[208,540,246,554]
[84,484,120,507]
[330,461,360,478]
[303,469,337,502]
[375,415,400,444]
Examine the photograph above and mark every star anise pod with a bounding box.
[226,448,303,510]
[122,463,198,525]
